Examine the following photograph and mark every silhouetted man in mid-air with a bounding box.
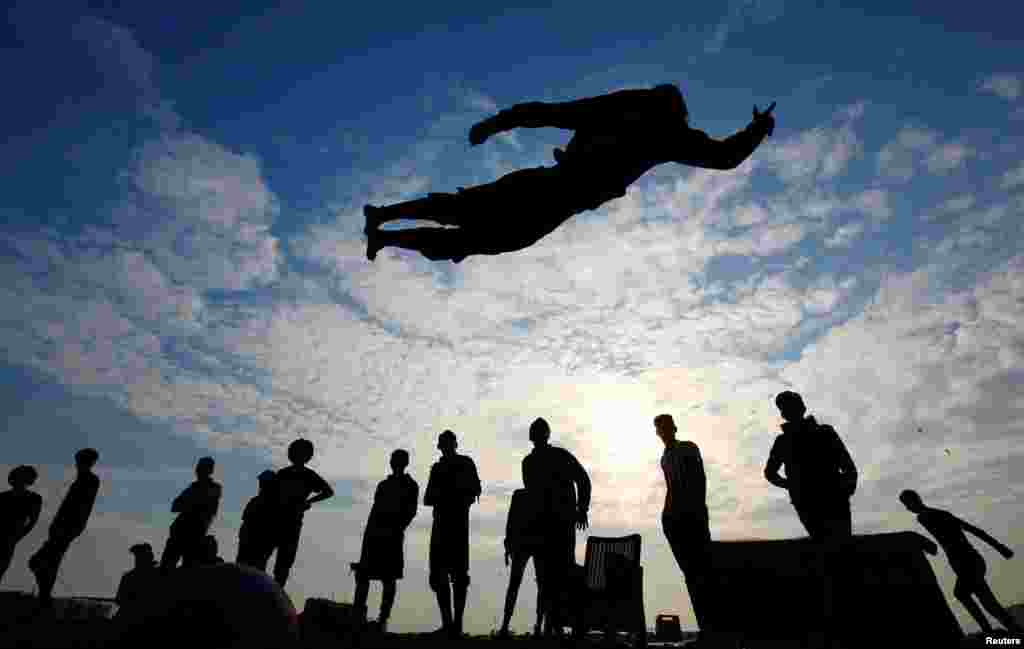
[236,470,278,571]
[899,490,1023,635]
[364,84,776,262]
[424,430,481,639]
[522,417,590,638]
[654,414,714,639]
[1,465,42,585]
[161,456,222,572]
[352,449,419,633]
[764,391,857,539]
[272,438,334,587]
[29,448,100,608]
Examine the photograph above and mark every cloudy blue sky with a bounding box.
[2,0,1023,635]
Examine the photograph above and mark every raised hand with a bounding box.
[753,101,776,137]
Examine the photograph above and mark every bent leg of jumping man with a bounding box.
[367,228,472,263]
[364,193,464,232]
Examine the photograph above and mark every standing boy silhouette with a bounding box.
[900,490,1023,635]
[236,470,278,571]
[161,456,222,571]
[271,439,334,587]
[352,449,419,632]
[0,465,42,585]
[29,448,100,608]
[424,430,481,638]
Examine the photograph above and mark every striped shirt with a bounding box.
[661,440,707,517]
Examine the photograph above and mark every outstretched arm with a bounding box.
[959,517,1014,558]
[674,103,775,170]
[470,86,679,145]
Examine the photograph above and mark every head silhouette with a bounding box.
[775,391,807,422]
[8,465,38,489]
[288,439,315,465]
[899,489,925,513]
[257,469,275,491]
[390,449,410,474]
[75,447,99,470]
[653,414,677,446]
[196,456,215,478]
[130,543,155,567]
[438,430,457,457]
[529,418,551,445]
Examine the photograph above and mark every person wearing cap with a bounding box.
[29,448,101,608]
[116,543,158,610]
[237,470,278,571]
[160,456,222,572]
[424,430,481,638]
[0,465,42,584]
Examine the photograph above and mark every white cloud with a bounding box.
[704,0,784,54]
[876,127,940,182]
[824,222,864,248]
[978,74,1023,101]
[938,194,976,213]
[851,188,892,221]
[925,142,976,174]
[71,17,179,130]
[761,104,865,184]
[1001,163,1024,190]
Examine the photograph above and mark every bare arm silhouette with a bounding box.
[401,481,419,530]
[829,426,858,496]
[469,86,676,144]
[18,497,42,541]
[764,438,788,489]
[685,442,708,507]
[958,516,1014,558]
[424,465,439,507]
[673,108,774,170]
[568,453,592,531]
[305,485,334,509]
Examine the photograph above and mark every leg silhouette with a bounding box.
[433,577,454,633]
[452,576,469,637]
[500,552,529,635]
[378,579,397,631]
[353,574,371,625]
[955,580,994,633]
[974,581,1023,633]
[273,522,302,586]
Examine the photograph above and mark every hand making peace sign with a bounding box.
[753,101,776,137]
